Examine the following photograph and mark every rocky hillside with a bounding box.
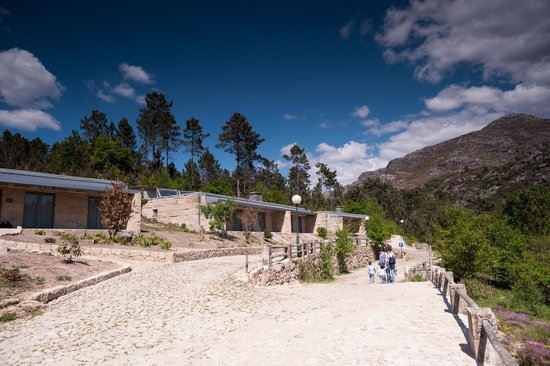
[355,114,550,190]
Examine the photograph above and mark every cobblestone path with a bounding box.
[0,256,477,365]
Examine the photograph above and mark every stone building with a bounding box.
[0,168,141,233]
[142,190,367,235]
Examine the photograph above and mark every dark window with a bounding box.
[87,197,103,229]
[23,192,55,228]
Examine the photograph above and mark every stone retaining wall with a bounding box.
[0,238,261,264]
[249,245,375,286]
[173,247,262,262]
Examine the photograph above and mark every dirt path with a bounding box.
[0,254,476,365]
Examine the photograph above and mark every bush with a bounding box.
[34,229,45,235]
[200,200,236,237]
[0,312,17,322]
[56,274,72,282]
[263,228,273,241]
[411,273,424,282]
[335,228,354,273]
[44,237,56,244]
[99,181,133,237]
[319,241,334,280]
[133,234,172,250]
[1,267,24,283]
[57,232,82,263]
[316,227,328,239]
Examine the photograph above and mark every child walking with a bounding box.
[367,261,376,284]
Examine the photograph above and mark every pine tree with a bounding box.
[217,112,264,197]
[283,144,311,205]
[136,92,179,170]
[116,117,137,152]
[316,162,338,210]
[182,117,209,188]
[198,148,221,186]
[80,110,109,143]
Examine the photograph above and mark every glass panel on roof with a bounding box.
[158,189,179,197]
[145,189,158,199]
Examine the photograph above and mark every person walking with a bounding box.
[387,250,396,283]
[368,261,376,284]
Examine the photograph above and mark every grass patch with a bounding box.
[56,274,72,282]
[411,273,424,282]
[23,307,43,318]
[34,229,45,235]
[0,312,17,322]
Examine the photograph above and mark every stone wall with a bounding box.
[142,193,208,231]
[173,246,262,262]
[249,245,375,286]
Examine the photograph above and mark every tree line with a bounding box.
[0,91,342,210]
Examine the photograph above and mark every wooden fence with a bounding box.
[266,236,369,266]
[432,266,519,366]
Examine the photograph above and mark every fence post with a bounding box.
[449,284,465,314]
[268,243,272,267]
[288,242,292,259]
[467,307,497,361]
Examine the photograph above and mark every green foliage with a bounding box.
[34,229,45,235]
[263,228,273,241]
[57,232,82,263]
[319,241,334,280]
[504,185,550,236]
[200,200,236,237]
[316,227,328,239]
[203,177,233,196]
[283,144,311,205]
[434,207,528,286]
[345,198,398,248]
[0,312,17,322]
[99,181,133,237]
[56,274,72,282]
[1,267,24,283]
[134,234,172,249]
[411,273,424,282]
[334,228,354,273]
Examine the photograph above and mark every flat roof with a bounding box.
[0,168,137,194]
[204,192,317,216]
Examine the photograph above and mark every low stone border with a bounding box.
[31,266,132,303]
[173,247,262,263]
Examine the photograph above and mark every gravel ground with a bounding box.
[0,253,477,366]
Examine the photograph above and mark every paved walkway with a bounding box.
[0,255,477,365]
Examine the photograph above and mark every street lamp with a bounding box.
[364,215,370,246]
[292,194,302,257]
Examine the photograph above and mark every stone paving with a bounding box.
[0,255,478,365]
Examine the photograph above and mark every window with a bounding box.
[87,197,104,229]
[23,192,55,228]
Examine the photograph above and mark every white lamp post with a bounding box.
[292,195,302,257]
[365,215,370,245]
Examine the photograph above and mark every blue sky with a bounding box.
[1,0,549,184]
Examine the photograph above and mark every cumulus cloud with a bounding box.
[339,19,355,39]
[376,0,550,85]
[0,109,61,131]
[312,141,384,185]
[283,113,298,121]
[112,83,135,98]
[352,105,370,118]
[362,118,409,136]
[119,63,154,84]
[136,95,146,105]
[0,48,64,109]
[96,90,114,103]
[425,83,550,116]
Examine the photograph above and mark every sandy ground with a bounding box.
[0,250,476,366]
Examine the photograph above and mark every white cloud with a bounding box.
[0,109,61,131]
[319,122,331,129]
[352,105,370,118]
[136,95,146,105]
[312,141,383,185]
[96,90,114,103]
[0,48,64,108]
[376,110,502,162]
[280,143,297,157]
[119,63,154,84]
[283,113,298,120]
[425,83,550,116]
[339,19,355,39]
[112,83,135,98]
[376,0,550,85]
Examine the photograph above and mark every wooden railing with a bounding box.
[432,266,519,366]
[267,241,322,266]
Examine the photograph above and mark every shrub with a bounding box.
[57,232,82,263]
[180,223,190,232]
[263,228,273,241]
[411,273,424,282]
[200,200,236,237]
[297,259,318,282]
[1,267,24,283]
[34,229,45,235]
[133,234,172,250]
[335,228,354,273]
[99,181,133,238]
[44,237,56,244]
[316,227,328,239]
[319,241,334,281]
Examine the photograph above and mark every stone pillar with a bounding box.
[125,191,142,235]
[467,307,497,359]
[281,210,292,234]
[443,271,453,298]
[449,283,466,314]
